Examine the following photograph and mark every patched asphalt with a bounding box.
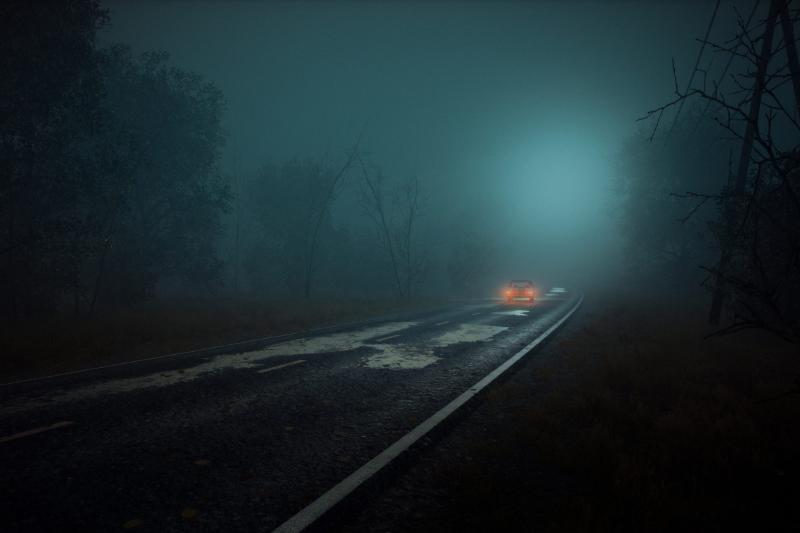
[0,295,576,532]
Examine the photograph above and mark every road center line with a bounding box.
[258,360,306,374]
[374,334,400,343]
[433,321,450,326]
[0,421,75,444]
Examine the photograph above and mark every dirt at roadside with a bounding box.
[333,299,800,533]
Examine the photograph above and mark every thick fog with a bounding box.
[95,2,724,296]
[6,0,780,321]
[5,3,800,531]
[97,1,740,296]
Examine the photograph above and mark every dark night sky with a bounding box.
[100,0,745,284]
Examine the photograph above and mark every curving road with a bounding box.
[0,289,577,532]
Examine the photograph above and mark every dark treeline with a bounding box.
[616,106,731,291]
[232,153,437,300]
[1,2,228,322]
[2,0,798,346]
[0,1,444,331]
[620,0,800,341]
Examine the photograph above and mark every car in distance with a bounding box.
[504,280,536,303]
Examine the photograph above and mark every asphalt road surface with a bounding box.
[0,289,577,532]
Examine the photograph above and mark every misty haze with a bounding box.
[1,1,799,531]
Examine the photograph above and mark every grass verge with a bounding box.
[343,289,800,532]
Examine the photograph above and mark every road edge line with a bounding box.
[0,420,75,444]
[272,293,584,533]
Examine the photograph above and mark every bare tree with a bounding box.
[639,0,800,340]
[251,139,361,299]
[358,156,427,299]
[301,142,361,298]
[707,0,781,325]
[395,175,427,298]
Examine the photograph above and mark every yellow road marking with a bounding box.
[257,359,306,374]
[0,420,75,444]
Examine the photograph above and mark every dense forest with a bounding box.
[2,3,227,320]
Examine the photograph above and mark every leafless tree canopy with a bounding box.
[358,156,427,300]
[639,0,800,341]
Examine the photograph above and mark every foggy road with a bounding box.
[4,0,798,530]
[0,290,577,532]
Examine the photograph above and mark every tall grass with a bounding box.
[435,289,800,532]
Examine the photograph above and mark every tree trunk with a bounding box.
[779,0,800,115]
[302,146,360,299]
[358,159,405,299]
[667,0,721,138]
[708,0,780,325]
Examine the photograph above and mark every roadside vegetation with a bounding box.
[418,288,800,531]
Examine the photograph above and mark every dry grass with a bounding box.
[434,289,800,532]
[0,296,443,382]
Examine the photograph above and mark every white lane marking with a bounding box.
[493,309,530,317]
[0,421,75,444]
[0,322,418,417]
[363,323,508,370]
[273,294,584,533]
[433,321,450,326]
[374,334,400,343]
[258,360,306,374]
[471,312,481,316]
